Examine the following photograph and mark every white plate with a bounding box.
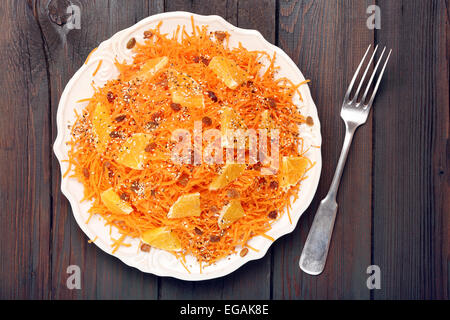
[53,11,322,281]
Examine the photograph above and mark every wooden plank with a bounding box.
[158,0,275,300]
[0,0,446,301]
[34,0,163,299]
[236,0,276,41]
[221,0,275,300]
[373,0,449,299]
[272,0,373,299]
[164,0,238,25]
[0,0,52,299]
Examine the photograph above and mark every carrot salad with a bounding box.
[66,17,314,269]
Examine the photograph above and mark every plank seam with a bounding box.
[31,0,54,300]
[274,0,279,46]
[370,0,380,301]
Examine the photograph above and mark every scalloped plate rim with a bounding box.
[53,11,322,281]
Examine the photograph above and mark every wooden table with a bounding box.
[0,0,448,300]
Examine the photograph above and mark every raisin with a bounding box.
[306,116,314,126]
[145,142,157,152]
[126,37,136,49]
[267,97,277,108]
[252,162,262,171]
[210,235,221,242]
[240,248,249,257]
[106,91,115,103]
[177,172,190,187]
[130,180,140,193]
[214,31,227,42]
[268,210,278,219]
[146,121,159,130]
[202,116,212,126]
[206,91,218,102]
[120,193,130,201]
[194,227,203,236]
[151,110,163,122]
[200,56,210,66]
[140,243,151,252]
[269,180,279,189]
[190,150,201,166]
[143,30,153,39]
[115,114,126,122]
[82,167,89,178]
[109,131,120,138]
[170,102,181,112]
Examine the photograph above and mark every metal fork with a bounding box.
[299,45,392,275]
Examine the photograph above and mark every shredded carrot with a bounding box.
[286,206,292,224]
[190,15,196,36]
[245,244,260,252]
[88,236,98,243]
[62,160,72,178]
[261,233,275,242]
[92,60,103,77]
[85,47,98,64]
[111,234,131,253]
[179,259,191,274]
[85,211,95,224]
[66,17,315,266]
[76,98,92,103]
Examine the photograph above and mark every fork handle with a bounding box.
[299,125,356,275]
[299,197,338,275]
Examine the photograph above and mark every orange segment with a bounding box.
[220,107,247,147]
[209,163,246,191]
[167,193,201,218]
[141,227,181,251]
[220,107,247,134]
[116,133,152,170]
[259,110,275,131]
[168,68,205,108]
[218,200,245,229]
[209,56,248,89]
[133,56,168,81]
[280,156,309,189]
[100,188,133,215]
[92,102,113,152]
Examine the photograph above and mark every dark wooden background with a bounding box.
[0,0,448,300]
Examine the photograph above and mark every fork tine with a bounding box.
[360,46,386,105]
[344,45,372,101]
[352,45,378,103]
[366,49,392,107]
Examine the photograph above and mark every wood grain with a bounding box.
[34,0,163,299]
[158,0,275,300]
[0,0,52,299]
[0,0,448,300]
[273,0,373,299]
[164,0,238,25]
[373,0,449,299]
